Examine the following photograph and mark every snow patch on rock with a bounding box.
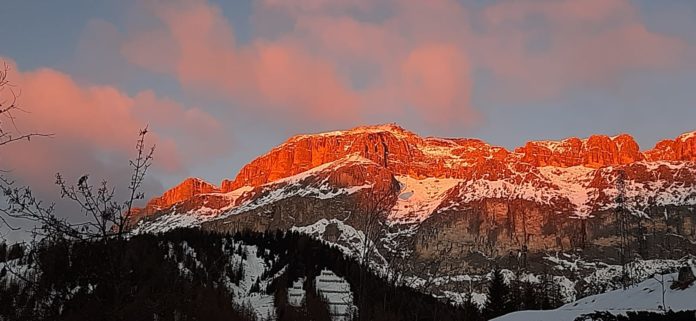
[389,176,462,224]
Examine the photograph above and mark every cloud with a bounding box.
[0,58,225,200]
[121,0,364,125]
[115,0,477,128]
[111,0,693,130]
[475,0,688,100]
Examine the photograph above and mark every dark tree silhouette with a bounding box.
[485,266,510,319]
[1,227,484,321]
[0,241,6,262]
[1,128,153,241]
[353,181,397,321]
[55,127,154,240]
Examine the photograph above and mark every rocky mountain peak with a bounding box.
[145,177,219,210]
[645,131,696,162]
[515,134,644,168]
[220,124,516,192]
[288,123,415,141]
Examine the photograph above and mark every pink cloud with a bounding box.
[397,44,472,124]
[113,0,691,128]
[117,0,477,127]
[121,1,363,124]
[0,58,225,195]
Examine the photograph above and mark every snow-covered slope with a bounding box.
[290,218,386,265]
[288,278,306,307]
[217,155,374,219]
[493,270,696,321]
[315,269,355,321]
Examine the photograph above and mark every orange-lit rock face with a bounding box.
[516,134,643,168]
[645,131,696,161]
[142,125,696,221]
[223,125,510,191]
[146,178,219,210]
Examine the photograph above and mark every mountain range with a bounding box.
[132,124,696,298]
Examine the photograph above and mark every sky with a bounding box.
[1,0,696,234]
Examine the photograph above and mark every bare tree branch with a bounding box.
[0,62,52,147]
[1,128,155,242]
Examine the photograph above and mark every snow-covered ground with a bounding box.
[493,270,696,321]
[288,278,306,307]
[597,162,696,217]
[222,244,276,320]
[538,166,595,217]
[171,240,276,319]
[291,218,387,265]
[131,213,206,234]
[283,269,356,321]
[315,269,355,321]
[168,240,280,320]
[401,257,693,313]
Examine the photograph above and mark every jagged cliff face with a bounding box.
[515,134,644,168]
[645,132,696,161]
[134,124,696,269]
[146,178,219,210]
[220,125,511,192]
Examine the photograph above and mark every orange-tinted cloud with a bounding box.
[399,44,472,124]
[0,58,224,196]
[117,0,476,127]
[112,0,692,129]
[121,1,362,124]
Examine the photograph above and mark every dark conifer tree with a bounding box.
[304,280,332,321]
[6,243,23,261]
[485,266,509,319]
[507,276,522,313]
[461,292,484,321]
[521,281,539,310]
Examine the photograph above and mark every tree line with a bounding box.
[0,227,576,321]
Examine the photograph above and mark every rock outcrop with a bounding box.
[515,134,644,168]
[221,126,693,195]
[645,131,696,162]
[145,178,219,211]
[221,124,510,191]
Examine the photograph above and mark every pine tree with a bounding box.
[507,276,522,313]
[538,272,560,310]
[461,292,482,321]
[250,277,261,293]
[6,243,23,261]
[521,281,538,310]
[305,280,331,321]
[0,242,6,263]
[485,266,509,319]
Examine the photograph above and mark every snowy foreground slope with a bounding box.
[493,271,696,321]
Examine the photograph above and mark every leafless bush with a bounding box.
[1,128,154,241]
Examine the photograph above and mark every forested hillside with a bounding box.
[1,229,488,321]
